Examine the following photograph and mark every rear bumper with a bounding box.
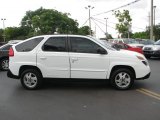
[7,70,20,79]
[136,72,151,80]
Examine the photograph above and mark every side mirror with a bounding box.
[97,48,107,54]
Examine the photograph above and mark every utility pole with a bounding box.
[148,12,150,27]
[94,25,96,37]
[150,0,153,40]
[153,6,156,26]
[85,5,94,36]
[104,18,108,39]
[128,24,131,39]
[1,18,6,42]
[153,5,156,40]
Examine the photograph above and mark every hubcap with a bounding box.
[1,59,9,70]
[23,73,38,88]
[115,72,131,89]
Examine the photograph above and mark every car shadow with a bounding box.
[148,57,160,61]
[39,79,143,91]
[42,79,112,90]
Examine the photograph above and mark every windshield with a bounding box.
[123,39,138,44]
[154,40,160,45]
[138,40,154,45]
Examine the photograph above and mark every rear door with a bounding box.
[37,36,70,78]
[69,37,110,79]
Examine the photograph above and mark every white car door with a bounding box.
[69,37,110,79]
[37,37,70,78]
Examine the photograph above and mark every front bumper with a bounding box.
[143,50,160,57]
[136,72,151,80]
[7,70,20,79]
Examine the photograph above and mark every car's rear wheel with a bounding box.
[0,58,9,71]
[20,69,43,90]
[110,68,134,90]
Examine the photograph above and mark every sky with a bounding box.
[0,0,160,38]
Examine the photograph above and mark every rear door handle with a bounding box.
[71,58,78,63]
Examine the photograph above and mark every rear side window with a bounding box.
[15,37,43,52]
[42,37,66,52]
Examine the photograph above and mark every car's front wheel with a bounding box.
[110,68,134,90]
[20,69,43,90]
[0,58,9,71]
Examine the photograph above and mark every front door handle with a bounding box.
[40,57,47,60]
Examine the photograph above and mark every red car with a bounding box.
[112,43,143,54]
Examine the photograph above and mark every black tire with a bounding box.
[110,68,134,90]
[0,58,9,71]
[20,69,43,90]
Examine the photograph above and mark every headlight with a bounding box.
[153,47,159,51]
[136,55,145,60]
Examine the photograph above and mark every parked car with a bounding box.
[109,38,144,48]
[100,40,143,54]
[143,40,160,58]
[0,42,7,47]
[0,41,22,70]
[8,40,23,44]
[7,35,150,90]
[138,39,154,45]
[112,43,143,54]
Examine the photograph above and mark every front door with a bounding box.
[69,37,110,79]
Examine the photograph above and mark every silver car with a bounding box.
[143,40,160,58]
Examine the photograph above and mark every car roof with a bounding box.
[32,34,90,38]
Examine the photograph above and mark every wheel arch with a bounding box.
[0,56,9,61]
[19,65,43,78]
[109,65,136,80]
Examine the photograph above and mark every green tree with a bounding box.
[0,29,3,42]
[151,25,160,41]
[5,26,30,41]
[78,26,90,35]
[132,25,160,41]
[114,10,132,38]
[107,34,113,39]
[132,31,149,39]
[21,7,79,36]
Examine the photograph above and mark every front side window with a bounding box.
[70,37,105,54]
[16,37,43,52]
[42,37,66,52]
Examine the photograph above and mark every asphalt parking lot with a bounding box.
[0,59,160,120]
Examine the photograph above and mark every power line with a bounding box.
[92,0,141,17]
[91,18,106,34]
[81,18,89,27]
[93,17,145,30]
[92,17,115,29]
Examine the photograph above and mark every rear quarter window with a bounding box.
[15,37,44,52]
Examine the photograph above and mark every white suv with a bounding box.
[7,35,151,90]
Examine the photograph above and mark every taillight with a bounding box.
[9,47,14,57]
